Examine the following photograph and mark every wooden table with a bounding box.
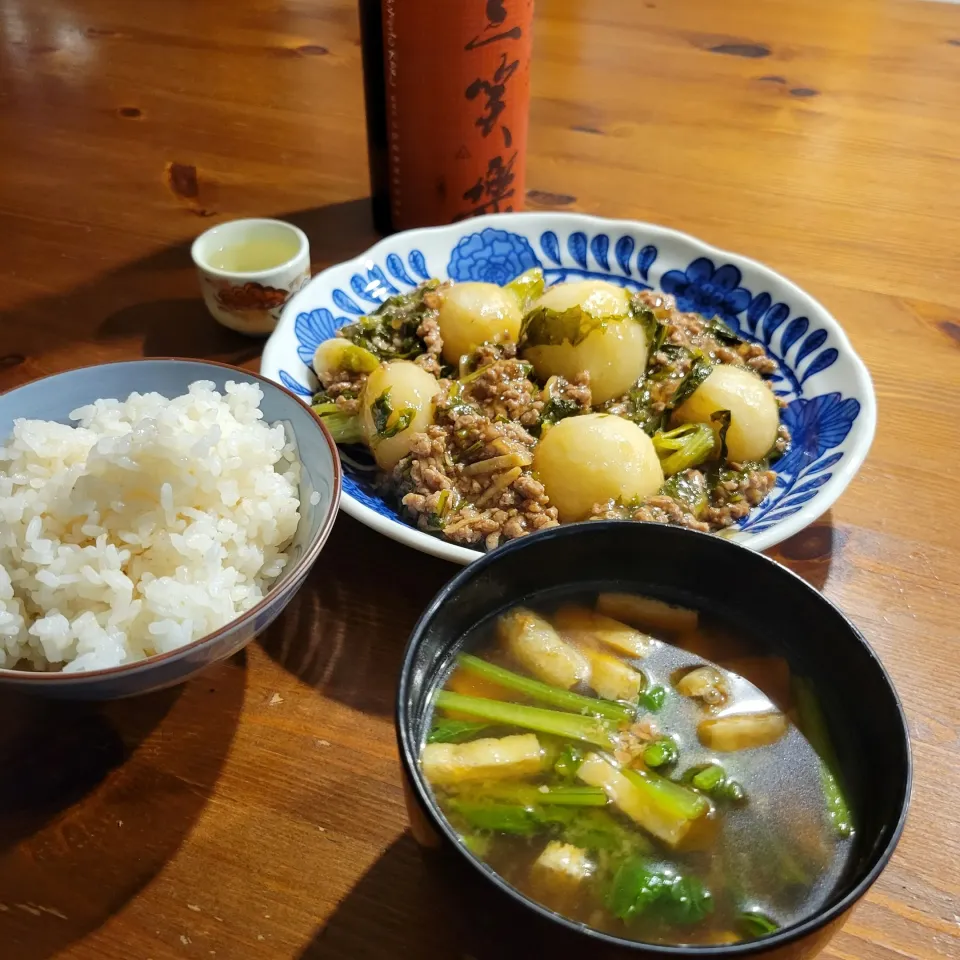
[1,0,958,957]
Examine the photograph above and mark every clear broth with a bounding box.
[420,591,854,947]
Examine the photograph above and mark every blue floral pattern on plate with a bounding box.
[536,229,657,289]
[448,227,540,284]
[661,258,752,325]
[264,215,872,557]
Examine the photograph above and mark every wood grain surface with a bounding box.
[1,1,958,958]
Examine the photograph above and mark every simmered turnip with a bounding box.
[437,282,522,364]
[520,280,649,404]
[312,338,379,380]
[361,361,438,470]
[533,414,664,522]
[673,364,779,463]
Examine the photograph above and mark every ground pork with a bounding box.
[739,341,778,375]
[636,290,774,372]
[613,717,661,767]
[463,358,543,426]
[316,367,367,416]
[588,459,777,535]
[387,394,559,550]
[590,495,709,533]
[631,495,712,532]
[773,422,791,455]
[704,463,777,527]
[472,341,518,365]
[545,372,592,412]
[414,312,444,377]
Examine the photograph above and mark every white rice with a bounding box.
[0,380,301,673]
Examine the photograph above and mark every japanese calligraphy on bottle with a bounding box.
[379,0,534,231]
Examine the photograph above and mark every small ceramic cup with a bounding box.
[191,218,311,336]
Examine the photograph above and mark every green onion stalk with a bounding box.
[434,691,616,748]
[456,654,636,724]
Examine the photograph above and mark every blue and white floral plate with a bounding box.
[261,213,875,565]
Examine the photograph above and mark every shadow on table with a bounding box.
[0,198,378,390]
[259,513,455,717]
[764,513,839,592]
[0,653,247,960]
[302,832,560,960]
[300,832,499,960]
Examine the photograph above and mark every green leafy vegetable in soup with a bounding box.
[607,857,713,925]
[418,594,855,947]
[793,677,855,839]
[737,909,780,938]
[428,717,496,744]
[642,737,680,769]
[683,763,747,804]
[637,684,667,713]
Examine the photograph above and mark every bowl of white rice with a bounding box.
[0,359,341,699]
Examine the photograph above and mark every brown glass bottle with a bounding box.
[358,0,391,234]
[358,0,534,235]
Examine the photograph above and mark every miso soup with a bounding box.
[418,591,855,947]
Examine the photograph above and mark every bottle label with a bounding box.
[382,0,534,231]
